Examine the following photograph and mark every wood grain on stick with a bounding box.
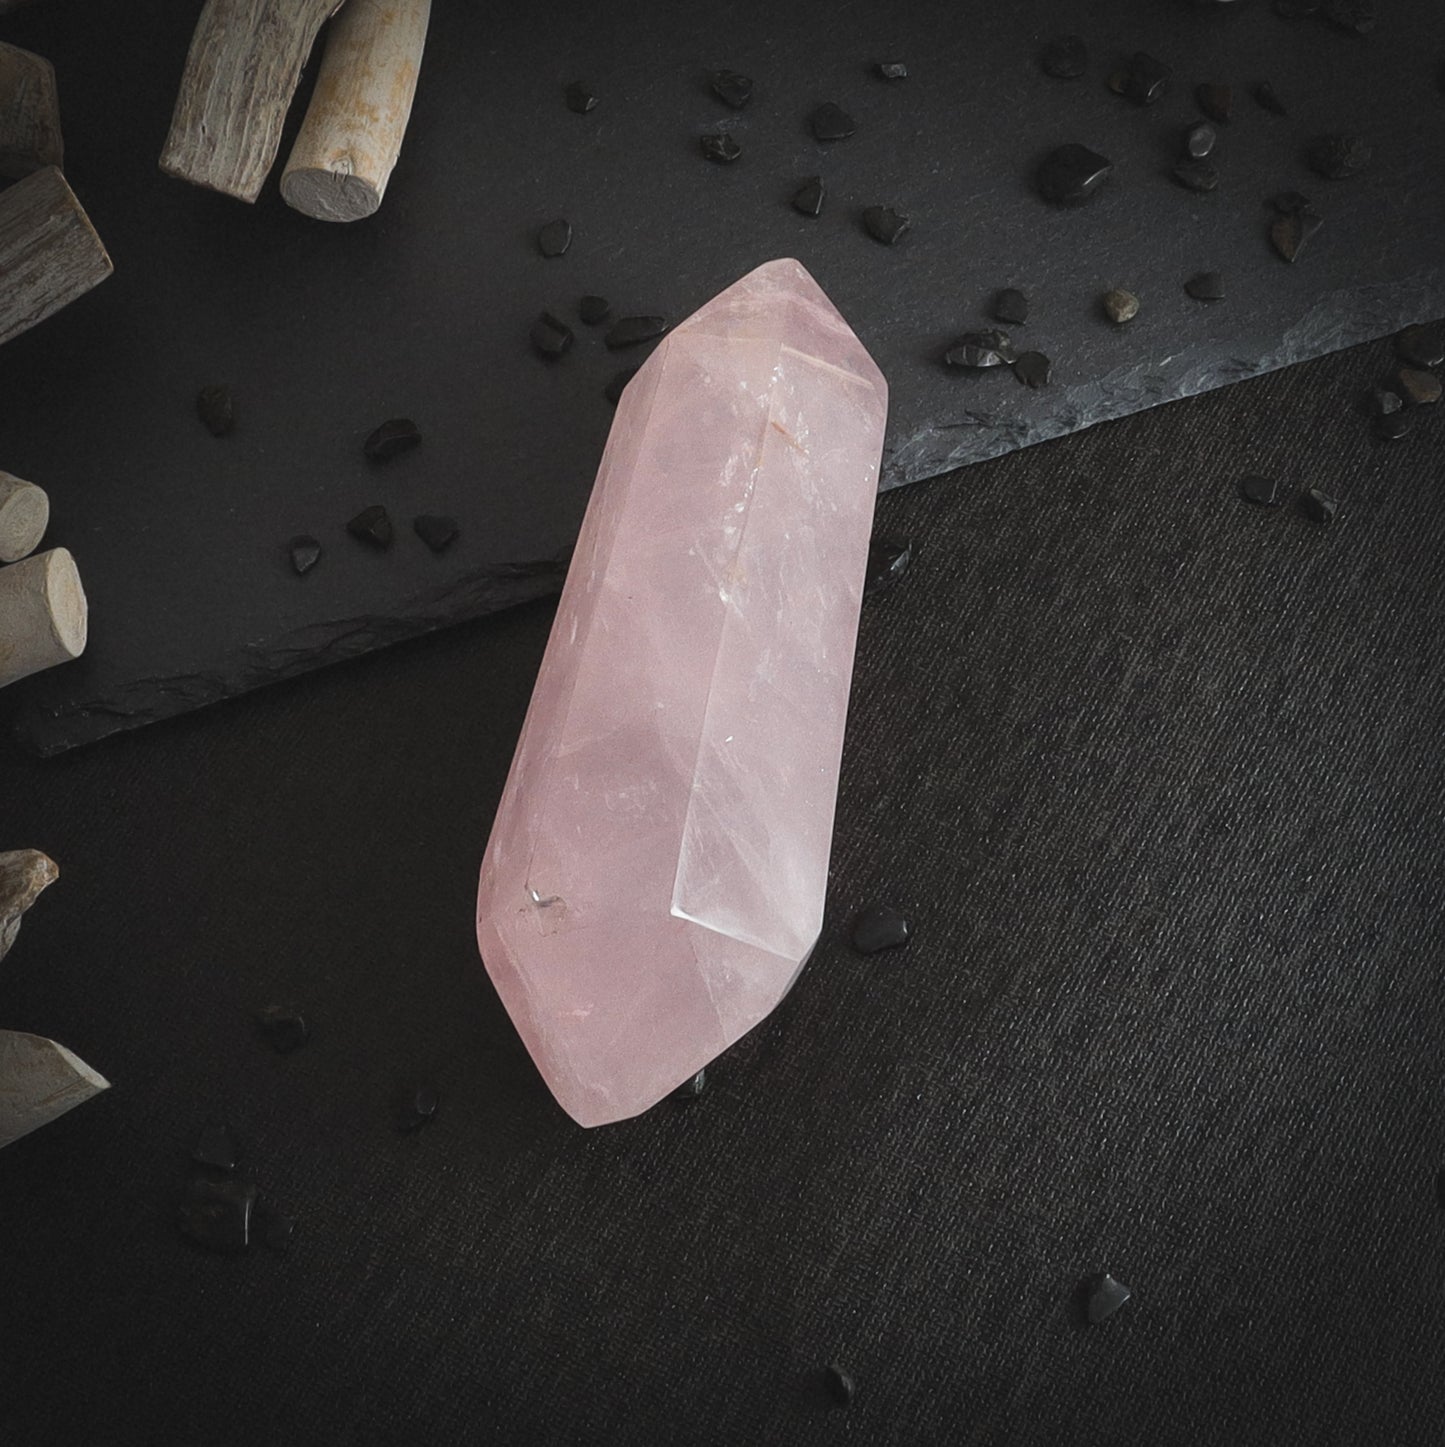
[0,166,112,348]
[161,0,345,203]
[0,1031,109,1150]
[0,848,58,965]
[0,472,49,563]
[0,546,87,690]
[0,41,62,180]
[281,0,431,222]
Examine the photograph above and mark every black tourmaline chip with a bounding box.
[1274,0,1320,15]
[347,504,394,548]
[1253,81,1287,116]
[1323,0,1376,34]
[1036,144,1113,205]
[1196,82,1233,123]
[1271,190,1313,215]
[606,315,668,349]
[179,1177,256,1254]
[564,82,598,114]
[537,218,572,257]
[700,132,742,164]
[850,903,912,955]
[944,330,1014,369]
[1396,368,1442,406]
[605,366,640,405]
[1185,271,1225,301]
[1305,135,1372,179]
[364,418,421,461]
[1172,161,1220,193]
[992,288,1030,325]
[1012,351,1051,388]
[1184,123,1217,159]
[865,537,912,595]
[531,312,574,359]
[792,176,826,216]
[710,69,753,109]
[288,536,322,576]
[396,1083,439,1133]
[1040,35,1088,79]
[862,206,910,244]
[192,1123,238,1172]
[1374,412,1412,442]
[1118,52,1169,105]
[1369,388,1403,416]
[825,1364,856,1407]
[1396,323,1445,369]
[1102,288,1140,324]
[196,384,234,437]
[875,61,909,81]
[673,1068,707,1099]
[413,515,459,553]
[254,1201,295,1255]
[257,1005,309,1053]
[1240,474,1282,507]
[1082,1273,1132,1324]
[1270,208,1322,262]
[578,294,611,325]
[811,102,856,140]
[1302,488,1340,521]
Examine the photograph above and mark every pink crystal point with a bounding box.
[476,258,888,1126]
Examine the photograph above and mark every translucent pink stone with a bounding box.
[475,258,888,1126]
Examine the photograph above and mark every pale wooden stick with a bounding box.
[0,472,49,563]
[160,0,347,203]
[0,1031,109,1150]
[0,848,58,964]
[0,41,62,180]
[0,546,87,690]
[0,166,112,349]
[280,0,430,222]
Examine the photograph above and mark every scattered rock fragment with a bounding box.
[850,903,912,955]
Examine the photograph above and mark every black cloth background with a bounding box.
[1,332,1442,1446]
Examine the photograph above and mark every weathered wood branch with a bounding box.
[160,0,346,203]
[281,0,430,222]
[0,472,49,563]
[0,546,87,690]
[0,41,62,180]
[0,166,112,348]
[0,848,57,965]
[0,1031,109,1150]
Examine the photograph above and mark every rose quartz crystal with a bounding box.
[476,258,888,1126]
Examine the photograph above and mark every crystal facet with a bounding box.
[476,259,888,1127]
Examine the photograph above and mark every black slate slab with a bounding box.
[1,0,1442,753]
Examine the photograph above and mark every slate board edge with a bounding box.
[11,553,572,757]
[884,269,1442,480]
[12,271,1441,758]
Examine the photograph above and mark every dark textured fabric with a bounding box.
[1,332,1442,1446]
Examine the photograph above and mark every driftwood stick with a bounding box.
[0,546,87,690]
[0,472,49,563]
[0,166,112,349]
[280,0,430,222]
[0,1031,109,1150]
[161,0,346,203]
[0,848,58,965]
[0,41,62,181]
